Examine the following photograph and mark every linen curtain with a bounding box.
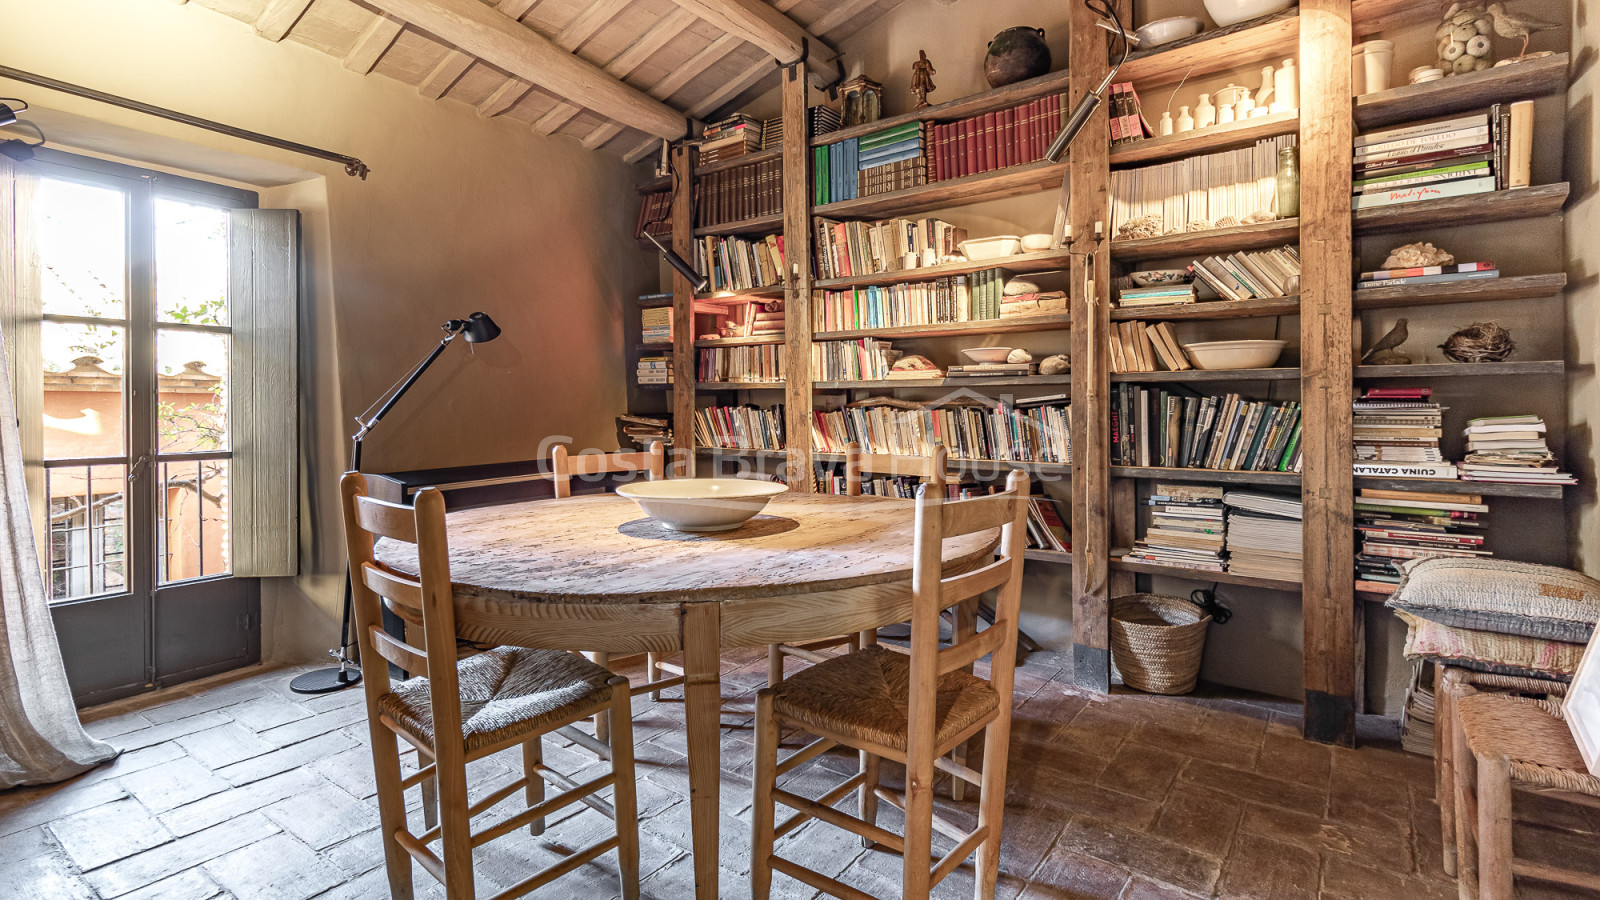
[0,157,116,788]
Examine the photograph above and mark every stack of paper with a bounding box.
[1223,490,1303,581]
[1459,415,1575,484]
[1124,484,1225,572]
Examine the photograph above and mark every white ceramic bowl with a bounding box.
[961,347,1015,364]
[1129,269,1190,287]
[1019,233,1054,252]
[615,478,787,532]
[958,236,1023,261]
[1201,0,1295,28]
[1135,16,1203,47]
[1181,339,1287,370]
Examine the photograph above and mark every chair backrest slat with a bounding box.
[939,491,1019,538]
[937,557,1012,607]
[356,495,419,543]
[551,442,665,498]
[368,624,429,674]
[362,561,425,619]
[845,443,948,496]
[935,625,1006,677]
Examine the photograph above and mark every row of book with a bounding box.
[618,414,670,449]
[1111,384,1304,473]
[693,404,784,450]
[929,95,1065,183]
[1356,488,1489,590]
[1106,83,1153,146]
[1026,496,1072,552]
[1110,135,1296,238]
[1190,246,1301,301]
[696,114,762,164]
[810,397,1072,464]
[1356,259,1497,291]
[694,234,786,293]
[812,216,967,281]
[1353,387,1444,465]
[813,122,928,205]
[708,301,783,339]
[635,190,671,239]
[1108,321,1192,374]
[1350,102,1531,210]
[1223,490,1304,581]
[697,345,783,383]
[812,338,894,381]
[1123,483,1225,572]
[637,354,671,386]
[640,306,671,344]
[695,158,782,228]
[812,270,1003,333]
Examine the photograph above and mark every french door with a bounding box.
[26,150,261,705]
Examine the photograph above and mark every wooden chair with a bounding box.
[750,470,1029,900]
[549,442,683,736]
[341,472,639,900]
[1449,677,1600,899]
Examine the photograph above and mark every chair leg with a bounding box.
[973,719,1011,900]
[1477,755,1514,900]
[751,689,779,900]
[858,628,876,649]
[421,772,439,832]
[950,598,979,804]
[767,643,784,687]
[903,747,937,899]
[370,730,416,900]
[437,752,476,900]
[585,652,613,742]
[1453,695,1480,900]
[646,652,663,701]
[1437,668,1459,877]
[858,750,880,850]
[522,737,545,836]
[607,679,641,900]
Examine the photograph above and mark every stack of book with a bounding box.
[1355,259,1498,291]
[1111,135,1296,237]
[694,404,784,450]
[760,115,783,151]
[810,396,1071,464]
[1110,322,1191,374]
[814,139,861,204]
[812,338,895,381]
[946,361,1036,378]
[999,287,1066,319]
[1351,102,1531,210]
[928,95,1064,183]
[1188,247,1301,301]
[635,190,672,239]
[1399,667,1436,756]
[1460,415,1576,484]
[1111,386,1303,473]
[856,122,928,197]
[1107,83,1152,145]
[1026,495,1071,552]
[697,345,783,383]
[697,114,762,164]
[636,354,671,386]
[749,306,784,338]
[1223,491,1304,581]
[1354,488,1489,590]
[694,157,782,229]
[1119,285,1197,308]
[1123,483,1226,573]
[812,216,966,280]
[640,306,671,344]
[1351,388,1457,479]
[696,234,785,292]
[618,414,670,448]
[808,105,841,139]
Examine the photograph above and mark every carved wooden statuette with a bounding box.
[910,50,937,110]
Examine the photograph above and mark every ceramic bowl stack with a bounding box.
[616,479,787,532]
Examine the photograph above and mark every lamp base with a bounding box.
[289,666,362,695]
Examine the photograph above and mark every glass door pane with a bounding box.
[37,178,127,319]
[158,459,230,584]
[156,330,228,453]
[154,198,229,326]
[44,463,128,602]
[42,322,126,460]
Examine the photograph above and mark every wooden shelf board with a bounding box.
[695,447,788,459]
[1111,555,1302,593]
[635,343,674,352]
[1354,53,1569,131]
[1355,360,1564,378]
[810,70,1074,149]
[1112,295,1301,321]
[1110,219,1299,262]
[636,296,674,309]
[814,248,1072,291]
[1110,111,1299,168]
[1119,9,1299,88]
[636,174,670,193]
[1025,549,1073,565]
[812,451,1071,478]
[1351,274,1567,310]
[1111,367,1300,383]
[815,161,1069,220]
[695,213,782,237]
[695,146,781,177]
[696,381,787,390]
[814,314,1071,342]
[1353,184,1568,235]
[696,286,785,302]
[694,336,785,348]
[1111,466,1302,487]
[1354,476,1565,499]
[814,374,1072,390]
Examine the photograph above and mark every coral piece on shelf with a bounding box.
[1242,211,1277,225]
[1440,322,1516,362]
[1003,278,1041,296]
[891,354,940,372]
[1213,215,1240,229]
[1007,349,1034,364]
[1383,242,1455,269]
[1185,219,1212,232]
[1117,214,1164,240]
[1039,354,1069,375]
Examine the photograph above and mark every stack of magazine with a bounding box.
[1460,414,1576,484]
[1123,483,1225,572]
[1222,491,1303,582]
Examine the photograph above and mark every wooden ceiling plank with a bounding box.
[344,14,406,75]
[664,0,840,85]
[535,7,698,134]
[417,50,477,98]
[363,0,690,139]
[806,0,880,37]
[478,78,535,117]
[559,0,637,54]
[255,0,316,42]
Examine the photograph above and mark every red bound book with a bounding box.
[937,123,949,182]
[1008,106,1021,166]
[1021,100,1036,162]
[980,112,994,173]
[999,108,1013,169]
[963,118,977,177]
[1049,94,1062,156]
[929,124,941,182]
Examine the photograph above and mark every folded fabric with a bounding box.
[1397,610,1584,680]
[1388,557,1600,643]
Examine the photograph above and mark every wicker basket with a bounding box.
[1109,593,1211,695]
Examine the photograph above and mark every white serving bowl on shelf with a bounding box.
[960,347,1015,364]
[615,478,787,532]
[1019,233,1054,252]
[958,236,1022,261]
[1134,16,1203,47]
[1181,339,1287,370]
[1201,0,1295,28]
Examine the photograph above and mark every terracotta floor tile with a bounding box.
[1214,835,1319,900]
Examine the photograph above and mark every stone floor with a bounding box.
[3,648,1598,900]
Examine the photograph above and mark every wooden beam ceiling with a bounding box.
[255,0,315,42]
[665,0,840,86]
[344,14,406,75]
[536,7,698,135]
[362,0,691,140]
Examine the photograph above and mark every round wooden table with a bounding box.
[375,491,997,900]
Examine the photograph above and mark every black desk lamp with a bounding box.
[1044,0,1133,164]
[290,312,502,694]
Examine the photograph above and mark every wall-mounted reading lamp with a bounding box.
[1044,0,1132,163]
[643,230,710,293]
[0,98,44,162]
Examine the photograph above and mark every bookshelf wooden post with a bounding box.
[1066,0,1116,692]
[670,143,698,477]
[780,58,815,491]
[1298,0,1357,747]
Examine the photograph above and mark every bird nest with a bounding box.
[1440,322,1516,363]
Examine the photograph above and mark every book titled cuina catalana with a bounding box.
[1352,461,1459,479]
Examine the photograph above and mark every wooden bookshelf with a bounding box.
[1351,273,1567,310]
[814,374,1071,390]
[1109,218,1300,262]
[695,447,789,460]
[696,381,786,390]
[1024,549,1073,566]
[814,161,1068,220]
[1353,184,1569,235]
[695,213,783,238]
[1353,476,1566,499]
[813,313,1070,341]
[1111,555,1303,593]
[1110,111,1298,167]
[814,248,1073,291]
[696,285,784,301]
[1111,296,1301,321]
[1353,52,1569,131]
[1111,367,1300,383]
[810,69,1072,149]
[1110,466,1301,487]
[1354,360,1564,379]
[693,336,784,348]
[1119,9,1300,89]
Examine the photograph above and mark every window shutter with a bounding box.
[229,209,299,577]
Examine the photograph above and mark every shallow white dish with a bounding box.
[1129,269,1190,286]
[615,478,787,532]
[959,236,1023,261]
[1134,16,1203,47]
[1181,339,1287,370]
[1019,233,1054,252]
[1201,0,1295,28]
[961,347,1015,364]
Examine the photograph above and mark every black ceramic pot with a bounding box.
[985,27,1051,88]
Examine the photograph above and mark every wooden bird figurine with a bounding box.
[1487,2,1561,59]
[1363,318,1410,363]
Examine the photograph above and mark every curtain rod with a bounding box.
[0,65,370,179]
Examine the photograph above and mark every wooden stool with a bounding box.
[1450,681,1600,899]
[750,470,1029,900]
[341,473,639,900]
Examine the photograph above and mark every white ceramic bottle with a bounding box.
[1274,58,1297,112]
[1159,112,1173,136]
[1176,105,1194,132]
[1196,93,1215,128]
